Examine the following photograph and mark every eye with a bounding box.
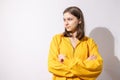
[63,18,65,21]
[67,18,73,21]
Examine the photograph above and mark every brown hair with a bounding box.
[63,6,85,40]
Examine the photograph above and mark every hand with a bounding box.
[87,55,97,60]
[58,54,65,62]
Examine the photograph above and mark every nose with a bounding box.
[64,20,68,26]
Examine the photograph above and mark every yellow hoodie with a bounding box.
[48,34,103,80]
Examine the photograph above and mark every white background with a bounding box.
[0,0,120,80]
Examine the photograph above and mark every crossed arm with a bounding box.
[48,36,103,79]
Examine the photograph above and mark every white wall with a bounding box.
[0,0,120,80]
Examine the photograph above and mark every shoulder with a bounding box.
[53,33,63,38]
[82,36,96,45]
[51,33,64,43]
[81,36,93,41]
[52,33,64,39]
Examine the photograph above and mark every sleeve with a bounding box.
[69,38,103,79]
[48,34,74,77]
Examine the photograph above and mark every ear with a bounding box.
[79,20,82,24]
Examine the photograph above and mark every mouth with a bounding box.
[65,26,70,29]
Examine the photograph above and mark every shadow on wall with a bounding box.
[89,27,120,80]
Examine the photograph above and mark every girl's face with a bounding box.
[63,12,81,32]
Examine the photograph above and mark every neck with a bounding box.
[70,31,77,38]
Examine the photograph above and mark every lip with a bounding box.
[65,27,70,30]
[65,26,70,28]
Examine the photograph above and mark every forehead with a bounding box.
[63,12,76,18]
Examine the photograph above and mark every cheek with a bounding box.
[71,22,78,27]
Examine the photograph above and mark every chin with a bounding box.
[66,29,72,32]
